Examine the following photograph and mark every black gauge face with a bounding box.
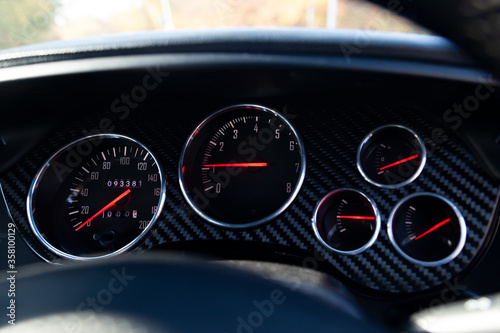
[357,125,426,188]
[179,104,306,228]
[388,193,466,266]
[313,189,380,254]
[27,134,166,260]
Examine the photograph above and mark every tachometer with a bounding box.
[179,104,306,228]
[27,134,166,260]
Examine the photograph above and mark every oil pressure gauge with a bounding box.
[357,125,426,188]
[313,189,381,254]
[387,193,467,266]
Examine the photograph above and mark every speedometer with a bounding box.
[27,134,166,260]
[179,104,306,228]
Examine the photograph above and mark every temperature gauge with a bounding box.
[313,189,380,254]
[357,125,426,188]
[387,193,467,266]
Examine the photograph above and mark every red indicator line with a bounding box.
[204,163,268,168]
[76,189,131,231]
[379,154,419,171]
[337,215,376,220]
[415,218,451,240]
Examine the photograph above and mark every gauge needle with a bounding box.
[76,189,131,231]
[337,215,375,220]
[379,154,419,171]
[414,218,451,240]
[204,163,268,167]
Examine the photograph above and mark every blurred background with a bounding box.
[0,0,429,50]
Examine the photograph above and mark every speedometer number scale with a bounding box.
[27,134,166,260]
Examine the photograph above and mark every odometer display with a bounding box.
[179,104,306,228]
[27,134,166,260]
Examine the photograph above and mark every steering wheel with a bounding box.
[2,1,499,332]
[369,0,500,76]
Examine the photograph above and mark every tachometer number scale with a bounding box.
[180,105,306,228]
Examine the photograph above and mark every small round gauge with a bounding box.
[357,125,426,188]
[387,193,466,266]
[313,189,380,254]
[27,134,167,260]
[179,104,306,228]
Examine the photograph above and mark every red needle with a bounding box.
[337,215,375,220]
[76,189,131,231]
[415,218,451,240]
[379,154,419,171]
[204,163,268,167]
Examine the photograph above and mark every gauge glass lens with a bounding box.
[27,134,166,260]
[357,125,426,188]
[179,104,306,228]
[388,193,466,266]
[313,189,380,254]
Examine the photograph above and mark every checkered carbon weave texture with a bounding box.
[1,100,497,293]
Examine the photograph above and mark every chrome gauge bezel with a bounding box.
[387,192,467,267]
[26,133,167,261]
[357,124,427,189]
[178,104,306,229]
[312,188,381,255]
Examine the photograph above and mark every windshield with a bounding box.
[0,0,429,50]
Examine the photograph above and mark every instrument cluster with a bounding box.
[27,104,467,268]
[3,100,497,293]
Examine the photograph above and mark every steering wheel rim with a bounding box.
[368,0,500,76]
[1,255,388,332]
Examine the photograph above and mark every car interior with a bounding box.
[1,0,500,332]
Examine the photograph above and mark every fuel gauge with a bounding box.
[387,193,467,266]
[357,125,426,188]
[313,189,380,254]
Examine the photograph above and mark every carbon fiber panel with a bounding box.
[1,100,497,293]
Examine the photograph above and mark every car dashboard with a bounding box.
[1,29,500,329]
